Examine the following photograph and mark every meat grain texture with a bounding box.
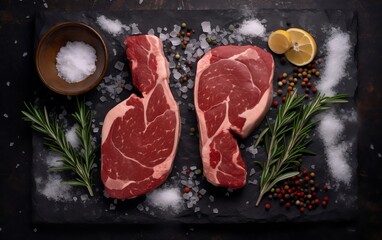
[194,46,274,189]
[101,35,181,199]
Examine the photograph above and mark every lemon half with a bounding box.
[268,30,292,54]
[284,28,317,66]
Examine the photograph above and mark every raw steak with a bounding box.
[101,35,180,199]
[194,45,274,189]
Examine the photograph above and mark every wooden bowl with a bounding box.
[35,22,108,95]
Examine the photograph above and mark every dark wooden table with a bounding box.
[1,0,381,239]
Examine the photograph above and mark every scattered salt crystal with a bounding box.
[43,2,48,8]
[199,188,207,195]
[246,145,258,156]
[9,142,14,147]
[378,153,382,158]
[56,41,97,83]
[6,81,10,86]
[146,187,183,213]
[4,113,8,118]
[187,202,193,208]
[221,38,229,45]
[181,94,188,99]
[201,21,212,33]
[93,127,99,133]
[114,61,125,71]
[14,40,18,44]
[65,124,80,148]
[139,0,143,4]
[96,15,128,36]
[249,168,256,176]
[311,164,316,170]
[46,152,63,168]
[190,166,197,171]
[109,204,116,210]
[169,37,181,46]
[136,204,144,211]
[213,208,219,214]
[22,52,28,57]
[200,38,209,49]
[73,196,78,202]
[194,207,200,212]
[99,96,107,102]
[316,28,351,96]
[209,195,215,202]
[157,27,162,33]
[131,23,141,35]
[125,83,133,91]
[318,111,351,185]
[148,28,155,35]
[237,19,266,38]
[370,144,375,150]
[33,228,37,232]
[196,48,204,57]
[80,194,89,201]
[15,163,20,168]
[159,32,168,41]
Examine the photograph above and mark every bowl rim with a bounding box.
[35,21,109,96]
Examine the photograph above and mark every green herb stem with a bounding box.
[255,92,347,206]
[22,99,95,196]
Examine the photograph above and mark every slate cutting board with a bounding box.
[31,9,358,224]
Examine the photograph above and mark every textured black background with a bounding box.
[1,0,382,239]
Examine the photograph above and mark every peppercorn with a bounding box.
[268,194,273,200]
[276,188,281,193]
[265,203,271,210]
[311,68,317,73]
[288,76,293,82]
[310,187,315,192]
[206,38,212,44]
[307,82,312,88]
[189,127,196,134]
[277,89,283,95]
[307,194,312,199]
[186,32,191,37]
[312,87,318,93]
[270,188,275,193]
[284,185,290,190]
[282,96,286,102]
[273,100,279,107]
[287,86,293,92]
[314,199,320,205]
[307,74,312,79]
[195,169,202,175]
[181,22,187,28]
[298,68,303,73]
[284,194,290,199]
[308,204,313,210]
[185,169,191,174]
[323,196,329,202]
[282,73,288,78]
[301,81,306,87]
[280,57,287,64]
[302,72,307,77]
[180,31,185,36]
[184,187,190,193]
[300,207,305,213]
[183,40,188,45]
[278,81,283,87]
[293,67,299,72]
[323,185,329,191]
[310,172,315,178]
[304,176,310,181]
[309,179,315,185]
[293,78,298,83]
[175,53,181,60]
[285,202,291,208]
[293,73,298,77]
[295,200,300,206]
[289,82,295,87]
[321,200,327,207]
[282,79,287,85]
[315,71,320,76]
[298,73,302,78]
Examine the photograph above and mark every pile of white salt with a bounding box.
[56,41,97,83]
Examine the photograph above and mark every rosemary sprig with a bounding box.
[22,100,95,196]
[255,91,348,206]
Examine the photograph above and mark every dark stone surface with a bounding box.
[0,0,381,239]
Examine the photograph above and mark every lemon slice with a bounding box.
[268,30,292,54]
[284,28,317,66]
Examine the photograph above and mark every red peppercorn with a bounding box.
[183,187,190,193]
[323,196,329,202]
[265,203,271,210]
[282,96,286,102]
[300,207,305,213]
[186,32,191,37]
[285,202,291,208]
[185,169,191,174]
[303,169,308,175]
[314,199,320,205]
[304,176,310,181]
[277,193,283,199]
[312,87,318,93]
[278,75,283,80]
[308,204,313,210]
[307,82,312,88]
[323,185,329,191]
[322,200,327,207]
[281,189,286,195]
[273,100,279,107]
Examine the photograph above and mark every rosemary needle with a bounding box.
[255,91,347,206]
[22,100,95,196]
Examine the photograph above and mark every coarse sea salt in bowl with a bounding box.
[36,22,108,95]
